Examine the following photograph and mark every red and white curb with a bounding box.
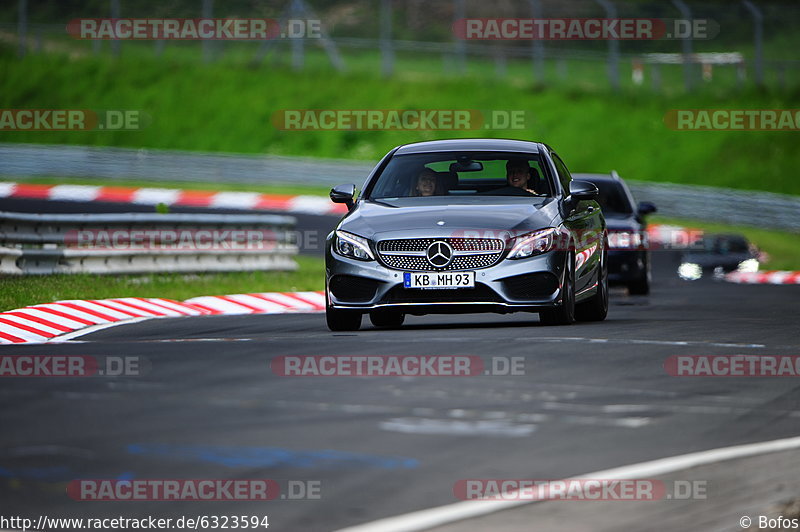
[0,181,346,216]
[0,291,325,344]
[724,271,800,284]
[183,291,324,315]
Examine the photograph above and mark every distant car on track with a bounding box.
[324,139,608,331]
[574,171,656,295]
[678,233,760,280]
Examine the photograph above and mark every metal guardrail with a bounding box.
[0,143,372,187]
[0,211,298,275]
[1,143,799,232]
[628,181,800,232]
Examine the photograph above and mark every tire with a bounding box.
[540,253,576,326]
[576,245,608,322]
[326,306,362,331]
[627,254,651,295]
[369,310,406,328]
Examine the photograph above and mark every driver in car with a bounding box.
[489,158,538,196]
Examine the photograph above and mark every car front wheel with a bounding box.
[540,253,576,326]
[627,254,651,295]
[576,245,608,322]
[326,306,362,331]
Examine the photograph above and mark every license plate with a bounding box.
[403,271,475,289]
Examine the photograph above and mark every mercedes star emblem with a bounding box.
[426,241,453,268]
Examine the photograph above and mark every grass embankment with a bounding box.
[0,256,325,312]
[1,47,799,195]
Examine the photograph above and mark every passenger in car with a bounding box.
[412,168,439,196]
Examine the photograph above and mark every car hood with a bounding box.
[339,198,560,241]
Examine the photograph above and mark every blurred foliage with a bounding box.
[1,45,798,196]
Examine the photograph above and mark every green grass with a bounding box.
[0,255,324,312]
[651,216,800,270]
[2,47,800,196]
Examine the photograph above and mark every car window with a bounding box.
[593,180,634,215]
[427,159,545,180]
[707,236,749,254]
[367,152,552,198]
[551,153,572,194]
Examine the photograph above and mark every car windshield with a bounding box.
[591,180,634,215]
[702,235,750,254]
[367,152,552,199]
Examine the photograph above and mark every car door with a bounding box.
[551,152,604,294]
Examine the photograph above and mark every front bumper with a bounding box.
[607,249,647,284]
[325,244,567,315]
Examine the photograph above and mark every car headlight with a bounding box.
[678,262,702,281]
[334,230,375,261]
[737,258,759,273]
[507,228,557,259]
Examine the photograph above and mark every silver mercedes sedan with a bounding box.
[324,139,607,331]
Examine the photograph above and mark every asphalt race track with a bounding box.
[1,200,799,531]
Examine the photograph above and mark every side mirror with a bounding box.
[568,180,599,201]
[330,183,356,210]
[637,201,657,216]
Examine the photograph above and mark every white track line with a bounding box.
[334,434,800,532]
[47,318,149,342]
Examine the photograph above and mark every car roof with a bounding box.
[394,138,544,155]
